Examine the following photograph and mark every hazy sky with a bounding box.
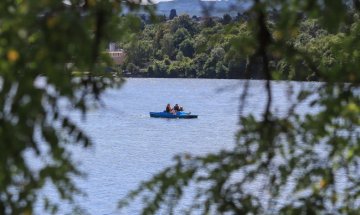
[142,0,225,3]
[63,0,226,5]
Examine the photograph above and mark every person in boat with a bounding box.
[173,104,180,112]
[165,104,173,113]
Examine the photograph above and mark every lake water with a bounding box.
[42,78,317,214]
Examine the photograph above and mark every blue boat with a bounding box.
[150,111,198,119]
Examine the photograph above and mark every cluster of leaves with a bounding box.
[123,13,254,79]
[0,0,153,214]
[119,0,360,214]
[122,8,353,81]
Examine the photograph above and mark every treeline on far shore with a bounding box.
[119,11,355,81]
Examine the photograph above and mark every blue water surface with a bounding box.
[39,78,318,214]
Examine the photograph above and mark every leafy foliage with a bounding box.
[124,11,352,80]
[124,14,254,79]
[0,0,151,214]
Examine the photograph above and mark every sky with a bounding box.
[158,0,230,1]
[137,0,228,4]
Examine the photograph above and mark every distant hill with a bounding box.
[155,0,250,17]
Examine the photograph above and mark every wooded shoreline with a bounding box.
[119,11,346,81]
